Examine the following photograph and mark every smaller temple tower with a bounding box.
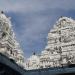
[25,52,40,70]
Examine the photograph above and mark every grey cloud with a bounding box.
[0,0,75,12]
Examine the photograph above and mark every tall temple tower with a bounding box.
[40,17,75,68]
[0,11,24,67]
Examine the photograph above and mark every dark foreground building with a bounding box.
[0,53,75,75]
[0,53,25,75]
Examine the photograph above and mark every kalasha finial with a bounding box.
[1,11,4,14]
[60,16,63,18]
[33,52,36,55]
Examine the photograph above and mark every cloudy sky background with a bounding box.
[0,0,75,58]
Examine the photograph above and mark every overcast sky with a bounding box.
[0,0,75,58]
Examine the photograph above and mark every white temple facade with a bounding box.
[40,17,75,68]
[0,11,25,67]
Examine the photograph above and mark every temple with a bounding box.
[0,11,75,74]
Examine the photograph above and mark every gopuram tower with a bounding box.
[0,11,24,67]
[40,17,75,68]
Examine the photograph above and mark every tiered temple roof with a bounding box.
[40,17,75,68]
[0,11,25,67]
